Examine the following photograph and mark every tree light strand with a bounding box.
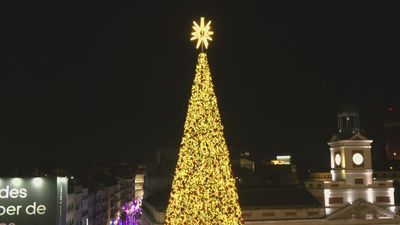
[165,53,243,225]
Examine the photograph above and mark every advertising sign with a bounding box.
[0,177,67,225]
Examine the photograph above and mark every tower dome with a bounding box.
[336,104,360,138]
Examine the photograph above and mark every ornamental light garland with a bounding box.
[165,17,243,225]
[110,197,142,225]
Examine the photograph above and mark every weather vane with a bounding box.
[190,17,214,51]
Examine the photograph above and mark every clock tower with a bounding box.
[329,105,373,186]
[306,105,395,216]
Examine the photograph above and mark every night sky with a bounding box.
[1,2,399,165]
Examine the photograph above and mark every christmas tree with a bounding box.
[165,17,243,225]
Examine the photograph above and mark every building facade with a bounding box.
[306,106,397,218]
[66,175,136,225]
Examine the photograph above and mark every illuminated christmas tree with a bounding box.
[165,17,243,225]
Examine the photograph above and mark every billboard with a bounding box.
[0,177,67,225]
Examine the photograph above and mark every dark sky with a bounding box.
[1,2,399,165]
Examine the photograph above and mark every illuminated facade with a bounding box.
[306,106,396,218]
[134,172,144,199]
[270,155,291,165]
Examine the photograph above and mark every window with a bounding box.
[329,197,343,204]
[285,212,297,216]
[355,178,364,184]
[307,211,319,216]
[262,212,275,217]
[376,196,390,203]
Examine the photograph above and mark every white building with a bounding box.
[135,171,145,199]
[306,105,397,219]
[67,180,127,225]
[66,192,77,225]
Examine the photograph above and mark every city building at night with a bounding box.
[63,163,138,225]
[262,155,299,185]
[141,188,323,225]
[66,180,123,225]
[140,106,400,224]
[2,2,399,225]
[306,106,398,220]
[134,171,144,199]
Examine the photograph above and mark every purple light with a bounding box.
[110,197,142,225]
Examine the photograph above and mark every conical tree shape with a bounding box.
[165,53,243,225]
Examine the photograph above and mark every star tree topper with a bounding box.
[190,17,214,50]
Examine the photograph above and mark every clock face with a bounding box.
[335,153,341,166]
[352,153,364,165]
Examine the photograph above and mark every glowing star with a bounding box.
[190,17,214,50]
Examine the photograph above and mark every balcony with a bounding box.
[306,180,393,189]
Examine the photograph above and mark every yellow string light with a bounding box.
[165,53,243,225]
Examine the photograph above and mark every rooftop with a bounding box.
[144,187,321,212]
